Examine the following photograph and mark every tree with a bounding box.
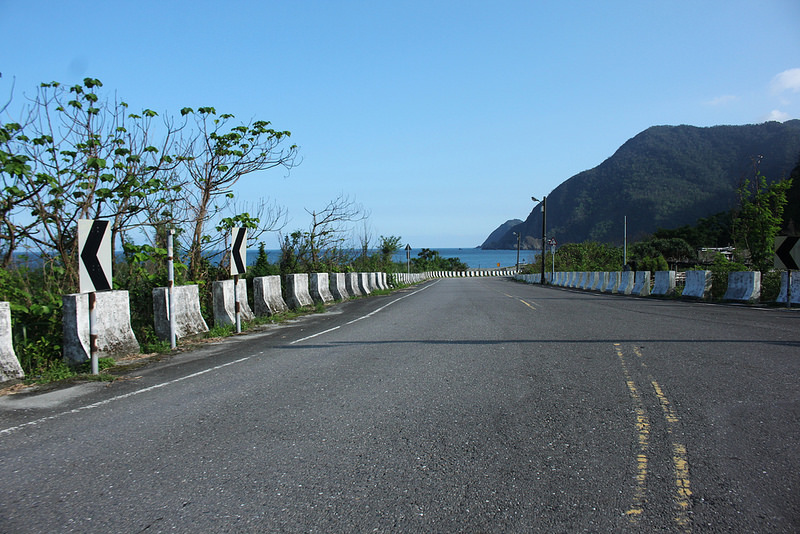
[279,194,369,273]
[7,78,184,290]
[177,107,298,281]
[732,171,792,272]
[0,120,37,267]
[379,235,402,265]
[411,248,467,272]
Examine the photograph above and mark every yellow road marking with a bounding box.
[621,344,693,532]
[615,344,650,521]
[501,293,536,310]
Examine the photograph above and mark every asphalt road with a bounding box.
[1,277,798,533]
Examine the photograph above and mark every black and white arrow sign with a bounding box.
[78,219,112,293]
[231,227,247,276]
[775,236,800,270]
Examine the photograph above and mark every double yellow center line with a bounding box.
[616,343,692,531]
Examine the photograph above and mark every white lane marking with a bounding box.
[0,356,252,437]
[2,281,439,437]
[290,281,437,345]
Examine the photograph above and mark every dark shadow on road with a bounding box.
[281,338,800,349]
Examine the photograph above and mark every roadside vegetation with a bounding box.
[521,160,797,302]
[0,77,422,383]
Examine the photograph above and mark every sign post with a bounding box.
[167,229,176,349]
[775,236,800,308]
[231,227,247,333]
[405,244,411,274]
[78,219,112,375]
[548,237,557,283]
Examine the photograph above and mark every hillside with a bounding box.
[481,120,800,249]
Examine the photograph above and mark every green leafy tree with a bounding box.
[0,121,37,267]
[525,241,623,274]
[379,235,402,266]
[248,242,279,278]
[7,78,184,290]
[732,172,792,272]
[411,248,468,272]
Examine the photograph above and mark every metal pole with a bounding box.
[515,233,520,272]
[89,291,98,375]
[540,196,547,284]
[624,215,627,266]
[167,229,176,349]
[788,270,793,309]
[234,274,241,334]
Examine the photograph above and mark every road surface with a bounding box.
[1,277,798,532]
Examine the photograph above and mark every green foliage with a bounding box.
[654,211,735,249]
[629,237,694,271]
[379,235,402,264]
[706,253,747,300]
[524,241,623,274]
[0,262,64,375]
[206,323,235,338]
[248,242,279,278]
[411,248,468,272]
[732,173,792,272]
[761,270,782,302]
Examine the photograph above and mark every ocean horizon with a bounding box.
[11,247,541,271]
[249,247,540,270]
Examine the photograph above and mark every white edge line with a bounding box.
[1,356,252,437]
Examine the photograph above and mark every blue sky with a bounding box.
[2,1,799,249]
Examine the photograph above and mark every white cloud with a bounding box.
[707,94,738,106]
[763,109,791,122]
[771,68,800,94]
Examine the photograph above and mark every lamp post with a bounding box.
[532,196,546,284]
[513,232,521,272]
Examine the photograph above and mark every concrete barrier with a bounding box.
[253,275,288,316]
[309,273,334,304]
[212,279,255,326]
[723,271,761,303]
[63,290,140,364]
[651,271,676,296]
[776,271,800,304]
[632,271,651,296]
[377,272,388,290]
[0,302,24,381]
[589,272,602,291]
[682,270,711,299]
[358,273,372,295]
[582,272,591,289]
[604,272,619,293]
[330,273,350,300]
[617,271,634,295]
[346,272,362,297]
[284,273,314,309]
[153,284,209,340]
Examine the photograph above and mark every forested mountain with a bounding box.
[482,120,800,249]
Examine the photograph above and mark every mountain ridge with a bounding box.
[481,120,800,249]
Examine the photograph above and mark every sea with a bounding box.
[11,247,539,271]
[246,248,539,270]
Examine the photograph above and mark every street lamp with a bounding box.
[531,196,546,284]
[513,232,521,272]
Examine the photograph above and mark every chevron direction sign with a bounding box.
[775,236,800,270]
[78,219,112,293]
[231,227,247,276]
